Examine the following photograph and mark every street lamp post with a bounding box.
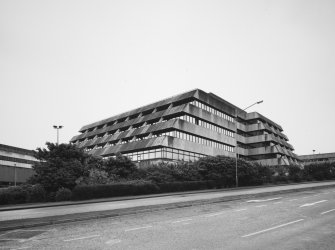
[235,100,263,188]
[14,163,17,186]
[53,125,63,145]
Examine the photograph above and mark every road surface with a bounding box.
[1,186,335,249]
[1,181,334,222]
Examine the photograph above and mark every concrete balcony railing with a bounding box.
[236,122,289,142]
[236,134,293,151]
[247,145,295,158]
[247,146,277,156]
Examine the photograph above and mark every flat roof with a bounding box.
[0,144,35,156]
[299,152,335,160]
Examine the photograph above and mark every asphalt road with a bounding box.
[1,181,335,222]
[1,186,335,250]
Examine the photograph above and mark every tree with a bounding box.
[103,153,138,179]
[195,156,235,187]
[29,142,94,192]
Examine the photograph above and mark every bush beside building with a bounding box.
[1,143,334,206]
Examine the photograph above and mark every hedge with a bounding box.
[55,188,72,201]
[72,182,160,200]
[0,184,47,205]
[157,181,211,193]
[72,181,213,201]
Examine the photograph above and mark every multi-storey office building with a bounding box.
[0,144,37,186]
[71,89,299,166]
[299,153,335,165]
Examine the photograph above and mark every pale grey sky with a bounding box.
[1,0,334,155]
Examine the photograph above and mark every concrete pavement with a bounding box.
[1,181,335,232]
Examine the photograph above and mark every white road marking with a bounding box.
[0,229,50,237]
[246,197,282,203]
[182,222,191,225]
[234,208,247,212]
[204,212,225,217]
[63,234,100,242]
[11,247,32,250]
[321,209,335,215]
[125,225,153,231]
[289,199,298,201]
[106,239,121,245]
[171,218,193,223]
[255,205,267,208]
[299,200,328,208]
[241,219,304,238]
[273,201,283,204]
[0,238,26,241]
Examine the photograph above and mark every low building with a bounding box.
[0,144,38,187]
[71,89,299,166]
[299,153,335,165]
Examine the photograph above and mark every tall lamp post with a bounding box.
[53,125,63,145]
[14,163,17,186]
[235,100,263,187]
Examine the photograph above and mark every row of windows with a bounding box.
[83,128,292,156]
[151,130,234,151]
[81,118,164,143]
[120,147,208,162]
[0,155,38,165]
[82,105,172,134]
[169,130,234,152]
[77,113,235,145]
[179,115,234,137]
[190,100,234,122]
[84,129,235,153]
[81,98,235,135]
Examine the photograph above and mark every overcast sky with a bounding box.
[1,0,334,155]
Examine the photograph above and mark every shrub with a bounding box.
[288,165,304,182]
[103,153,138,179]
[0,188,11,205]
[72,180,214,201]
[303,162,335,181]
[157,181,209,193]
[195,156,264,187]
[46,192,56,202]
[55,188,72,201]
[72,181,159,200]
[27,184,46,203]
[29,142,92,192]
[0,186,28,205]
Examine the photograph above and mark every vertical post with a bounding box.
[57,128,59,145]
[14,163,17,186]
[235,113,238,188]
[53,125,63,145]
[236,100,263,188]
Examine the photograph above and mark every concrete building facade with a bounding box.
[0,144,37,187]
[299,153,335,165]
[71,89,298,166]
